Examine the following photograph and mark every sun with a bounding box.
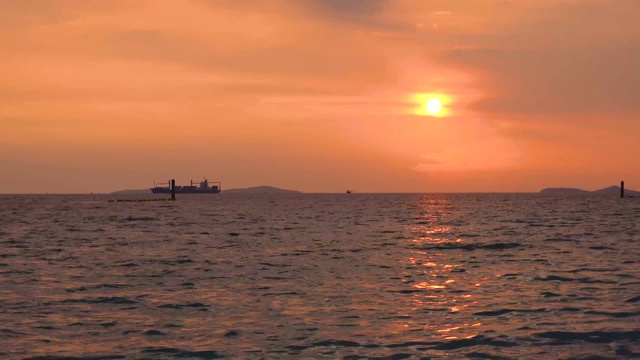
[426,98,442,115]
[410,93,451,117]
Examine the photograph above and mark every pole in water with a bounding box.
[621,180,624,198]
[171,179,176,200]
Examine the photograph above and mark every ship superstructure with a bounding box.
[151,178,221,194]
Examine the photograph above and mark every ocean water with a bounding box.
[1,193,639,359]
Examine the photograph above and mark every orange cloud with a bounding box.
[1,0,639,193]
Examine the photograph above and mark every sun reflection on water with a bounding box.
[400,195,483,340]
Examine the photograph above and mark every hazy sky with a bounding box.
[2,0,639,193]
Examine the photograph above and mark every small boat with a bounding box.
[151,178,221,194]
[346,190,352,194]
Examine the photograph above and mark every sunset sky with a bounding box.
[2,0,639,193]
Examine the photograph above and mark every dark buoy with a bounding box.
[171,179,176,200]
[621,180,625,198]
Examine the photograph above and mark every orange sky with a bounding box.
[2,0,639,193]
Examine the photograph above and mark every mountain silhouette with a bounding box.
[540,185,638,196]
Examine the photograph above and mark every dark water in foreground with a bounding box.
[1,193,639,359]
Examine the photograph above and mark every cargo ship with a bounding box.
[151,178,221,194]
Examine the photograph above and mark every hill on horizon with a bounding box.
[110,189,152,195]
[221,186,302,194]
[540,185,639,196]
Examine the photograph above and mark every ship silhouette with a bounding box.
[151,178,221,194]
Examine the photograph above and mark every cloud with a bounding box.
[414,135,521,173]
[437,0,640,119]
[0,0,398,108]
[302,0,389,15]
[0,0,120,29]
[444,44,640,118]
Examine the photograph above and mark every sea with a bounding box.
[1,193,639,359]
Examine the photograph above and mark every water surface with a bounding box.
[1,193,639,359]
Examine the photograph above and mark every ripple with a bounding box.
[143,329,166,336]
[313,339,361,347]
[584,310,640,318]
[141,347,224,359]
[158,302,209,309]
[25,356,126,360]
[535,329,640,343]
[59,297,137,305]
[122,216,156,221]
[473,308,547,316]
[344,354,412,360]
[465,352,515,360]
[624,295,640,303]
[433,336,518,350]
[533,275,617,284]
[415,242,525,251]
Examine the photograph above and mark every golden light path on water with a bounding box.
[402,196,483,341]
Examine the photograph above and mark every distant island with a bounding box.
[540,185,639,196]
[220,186,301,194]
[111,186,301,195]
[110,189,151,195]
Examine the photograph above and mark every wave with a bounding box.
[58,297,137,305]
[473,308,546,316]
[413,242,524,251]
[533,275,617,284]
[158,302,209,310]
[141,347,223,359]
[535,329,640,343]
